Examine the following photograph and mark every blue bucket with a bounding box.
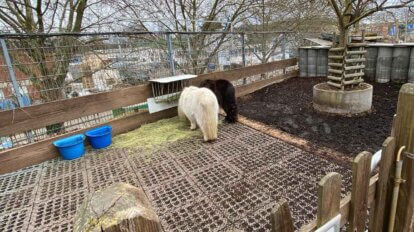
[53,134,85,160]
[85,125,112,149]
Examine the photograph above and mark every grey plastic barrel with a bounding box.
[391,46,410,83]
[307,48,317,77]
[376,47,393,83]
[299,48,307,77]
[365,47,378,81]
[408,47,414,83]
[316,48,328,77]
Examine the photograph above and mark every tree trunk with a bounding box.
[339,26,349,47]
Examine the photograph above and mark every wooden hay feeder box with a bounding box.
[147,74,197,113]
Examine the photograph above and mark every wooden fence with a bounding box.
[271,83,414,232]
[0,58,298,174]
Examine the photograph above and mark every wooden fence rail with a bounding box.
[0,58,297,174]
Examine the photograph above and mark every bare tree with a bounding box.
[243,0,333,64]
[114,0,256,74]
[328,0,414,46]
[0,0,117,133]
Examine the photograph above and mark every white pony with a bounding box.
[178,86,219,142]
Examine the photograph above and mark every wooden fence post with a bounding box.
[348,152,372,232]
[389,83,414,231]
[271,199,295,232]
[317,172,342,227]
[394,152,414,232]
[372,137,396,232]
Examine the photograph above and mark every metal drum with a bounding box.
[299,48,307,77]
[365,46,378,81]
[408,46,414,83]
[307,48,317,77]
[391,46,410,83]
[376,46,393,83]
[316,48,328,77]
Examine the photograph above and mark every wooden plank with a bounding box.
[0,58,297,136]
[346,51,366,55]
[191,58,297,85]
[344,72,364,78]
[328,63,342,67]
[328,55,343,60]
[236,70,298,98]
[327,76,342,81]
[330,47,345,52]
[271,199,295,232]
[392,84,414,231]
[344,65,365,71]
[345,58,366,63]
[348,43,367,47]
[300,174,379,232]
[348,151,372,232]
[317,172,342,227]
[327,81,342,88]
[372,137,396,232]
[0,108,177,174]
[343,79,364,85]
[395,152,414,232]
[328,69,343,75]
[0,84,152,136]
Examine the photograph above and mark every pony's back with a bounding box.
[178,86,219,141]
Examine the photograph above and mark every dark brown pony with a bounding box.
[200,79,238,123]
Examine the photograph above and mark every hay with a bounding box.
[112,116,202,151]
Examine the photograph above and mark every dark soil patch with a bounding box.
[238,77,402,157]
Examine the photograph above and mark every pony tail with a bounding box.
[200,100,218,141]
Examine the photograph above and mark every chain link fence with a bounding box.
[0,31,311,150]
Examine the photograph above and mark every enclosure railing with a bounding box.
[0,56,298,174]
[0,31,312,150]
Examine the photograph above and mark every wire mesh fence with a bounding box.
[0,31,308,150]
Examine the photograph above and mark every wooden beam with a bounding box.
[300,174,379,232]
[0,108,177,174]
[348,152,372,232]
[271,199,295,232]
[0,84,152,136]
[317,173,342,227]
[236,70,297,98]
[372,137,396,232]
[191,58,297,85]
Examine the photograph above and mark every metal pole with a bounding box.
[166,33,176,75]
[241,33,247,85]
[0,38,34,142]
[241,33,246,67]
[0,38,24,107]
[281,33,287,74]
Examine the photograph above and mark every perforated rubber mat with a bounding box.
[0,123,352,231]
